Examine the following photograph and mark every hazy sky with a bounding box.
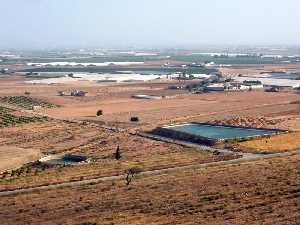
[1,0,300,49]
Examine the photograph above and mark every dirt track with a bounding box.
[1,145,299,197]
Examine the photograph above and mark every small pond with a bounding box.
[42,154,87,165]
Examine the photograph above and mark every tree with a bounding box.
[124,167,142,186]
[2,171,8,179]
[96,110,103,117]
[130,116,139,122]
[115,145,121,160]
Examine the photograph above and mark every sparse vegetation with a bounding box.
[130,116,139,122]
[0,121,237,190]
[0,66,299,225]
[96,110,103,116]
[1,154,300,224]
[234,132,300,153]
[114,145,121,160]
[124,167,142,185]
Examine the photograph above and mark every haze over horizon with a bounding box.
[1,0,300,50]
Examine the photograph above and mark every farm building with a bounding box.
[234,76,300,89]
[71,90,87,96]
[204,81,264,92]
[57,90,87,96]
[205,84,225,91]
[132,95,163,100]
[241,80,264,90]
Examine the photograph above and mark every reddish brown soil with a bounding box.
[0,154,299,225]
[0,121,237,191]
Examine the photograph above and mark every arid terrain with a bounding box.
[0,146,40,173]
[2,0,300,223]
[0,72,299,225]
[0,120,238,191]
[233,132,300,153]
[0,75,299,132]
[1,153,300,225]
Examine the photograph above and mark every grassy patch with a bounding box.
[234,132,300,153]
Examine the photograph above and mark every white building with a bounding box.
[205,84,225,91]
[234,76,300,89]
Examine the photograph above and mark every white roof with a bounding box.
[234,76,300,88]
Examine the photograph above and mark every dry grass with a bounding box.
[0,154,299,225]
[0,76,299,131]
[0,121,238,190]
[235,132,300,153]
[0,146,41,173]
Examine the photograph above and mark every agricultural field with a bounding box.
[0,106,48,128]
[0,154,299,225]
[233,132,300,153]
[171,54,300,64]
[0,75,299,224]
[20,66,216,75]
[0,96,58,109]
[0,106,14,114]
[0,146,41,173]
[0,120,239,191]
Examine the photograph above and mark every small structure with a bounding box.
[132,95,162,100]
[130,116,139,122]
[242,80,264,90]
[205,84,225,91]
[96,110,103,117]
[0,68,9,74]
[58,90,87,96]
[71,90,87,97]
[58,91,66,96]
[168,85,185,90]
[32,105,42,111]
[204,80,264,92]
[265,87,280,92]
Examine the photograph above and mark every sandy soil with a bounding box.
[0,71,299,224]
[0,76,299,131]
[0,146,41,173]
[43,91,299,131]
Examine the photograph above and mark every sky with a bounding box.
[1,0,300,49]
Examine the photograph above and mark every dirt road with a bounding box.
[1,149,299,197]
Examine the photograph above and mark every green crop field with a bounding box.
[0,106,48,128]
[0,106,15,114]
[0,96,59,110]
